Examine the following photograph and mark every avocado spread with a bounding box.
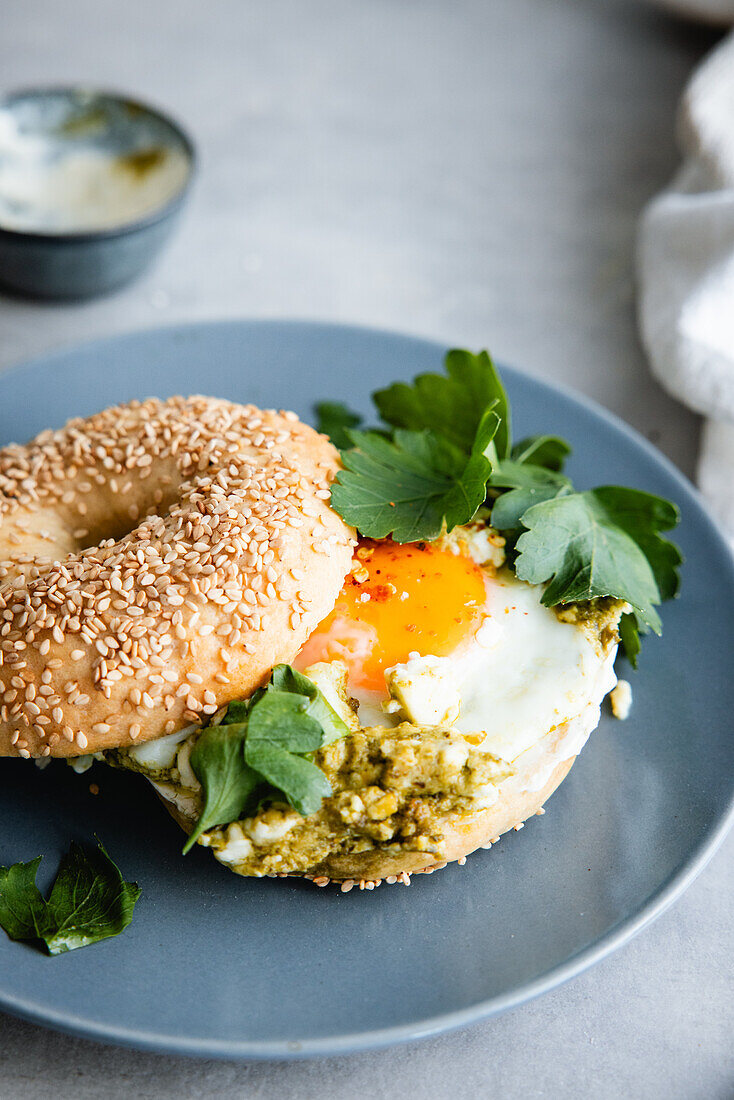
[110,722,512,877]
[200,725,512,876]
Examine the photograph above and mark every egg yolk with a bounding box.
[295,539,487,693]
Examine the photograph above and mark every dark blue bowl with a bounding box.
[0,88,195,300]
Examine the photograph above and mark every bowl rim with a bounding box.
[0,84,197,244]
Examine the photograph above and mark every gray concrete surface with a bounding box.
[0,1,731,1097]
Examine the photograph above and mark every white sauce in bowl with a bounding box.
[0,113,191,233]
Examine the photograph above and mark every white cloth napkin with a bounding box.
[638,28,734,547]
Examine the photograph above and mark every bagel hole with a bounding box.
[72,486,182,551]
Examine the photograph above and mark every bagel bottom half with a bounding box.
[160,761,571,884]
[150,706,592,885]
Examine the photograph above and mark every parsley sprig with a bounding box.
[316,348,682,664]
[183,665,348,851]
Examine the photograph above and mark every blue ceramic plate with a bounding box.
[0,321,732,1059]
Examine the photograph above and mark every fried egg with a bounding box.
[295,522,618,765]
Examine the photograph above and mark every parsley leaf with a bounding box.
[314,401,363,450]
[0,841,140,955]
[185,666,345,849]
[374,348,511,459]
[269,664,349,745]
[510,435,571,471]
[588,487,682,602]
[184,725,259,853]
[488,459,571,494]
[41,841,140,955]
[0,858,48,942]
[330,410,498,543]
[491,485,568,532]
[513,488,681,633]
[245,691,331,817]
[489,460,571,530]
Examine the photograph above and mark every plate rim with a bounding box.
[0,317,732,1060]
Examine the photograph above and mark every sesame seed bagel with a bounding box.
[0,396,355,759]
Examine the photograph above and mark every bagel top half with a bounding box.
[0,396,355,759]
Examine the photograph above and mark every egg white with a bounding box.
[390,570,614,761]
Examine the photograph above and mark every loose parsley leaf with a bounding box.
[185,666,343,849]
[314,401,363,450]
[330,410,498,543]
[514,489,667,632]
[511,435,571,471]
[0,858,48,942]
[0,841,140,955]
[42,842,141,955]
[374,348,511,459]
[185,725,259,853]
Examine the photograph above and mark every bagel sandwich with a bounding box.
[0,350,681,889]
[115,523,624,886]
